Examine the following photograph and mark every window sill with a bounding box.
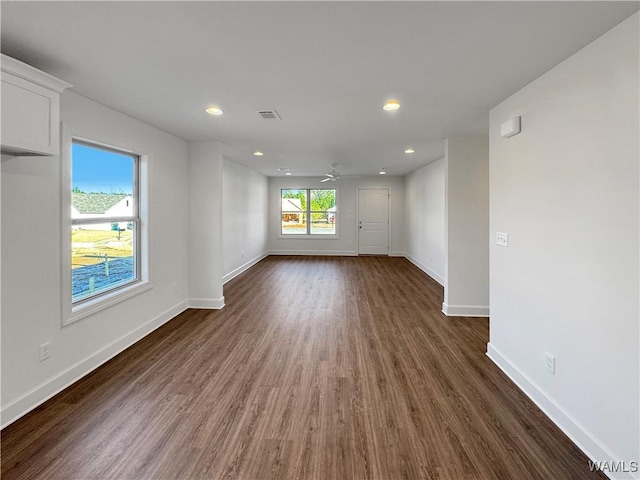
[64,281,152,326]
[277,234,340,240]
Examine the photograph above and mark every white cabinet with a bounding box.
[1,54,71,156]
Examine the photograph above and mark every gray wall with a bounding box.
[1,91,190,425]
[404,158,446,285]
[488,13,639,472]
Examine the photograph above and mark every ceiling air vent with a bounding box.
[258,109,282,120]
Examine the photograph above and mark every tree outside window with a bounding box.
[281,189,336,235]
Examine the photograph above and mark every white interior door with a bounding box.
[358,188,389,255]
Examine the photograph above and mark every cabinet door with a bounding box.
[1,72,61,156]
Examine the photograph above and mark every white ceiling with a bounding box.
[1,2,638,177]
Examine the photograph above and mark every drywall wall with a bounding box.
[222,159,269,282]
[268,176,405,256]
[443,136,490,317]
[488,13,639,479]
[188,141,224,308]
[1,91,190,426]
[404,158,445,285]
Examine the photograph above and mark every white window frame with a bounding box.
[61,125,151,326]
[279,188,339,239]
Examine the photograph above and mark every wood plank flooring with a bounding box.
[1,256,604,479]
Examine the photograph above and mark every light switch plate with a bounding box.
[496,232,509,247]
[545,353,555,374]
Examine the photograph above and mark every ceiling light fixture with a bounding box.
[285,172,292,176]
[382,101,400,111]
[205,106,223,115]
[404,148,415,154]
[253,151,264,156]
[379,169,387,175]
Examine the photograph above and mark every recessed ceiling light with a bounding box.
[277,167,290,171]
[205,106,223,115]
[254,151,264,156]
[379,169,387,175]
[382,101,400,111]
[285,172,292,176]
[404,148,415,154]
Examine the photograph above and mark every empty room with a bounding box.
[1,2,638,479]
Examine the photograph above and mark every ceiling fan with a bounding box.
[320,164,360,182]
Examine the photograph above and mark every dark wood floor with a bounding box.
[2,256,603,480]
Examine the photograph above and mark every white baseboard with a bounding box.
[442,302,489,317]
[223,251,268,284]
[268,250,357,256]
[486,343,635,480]
[1,300,189,429]
[188,297,225,309]
[404,253,445,286]
[389,251,405,257]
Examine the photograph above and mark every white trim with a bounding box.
[60,123,73,319]
[442,302,489,317]
[277,234,340,240]
[268,250,357,256]
[67,282,152,325]
[389,251,405,257]
[223,252,269,284]
[0,300,189,429]
[404,253,445,286]
[1,53,72,93]
[486,343,634,480]
[189,297,225,309]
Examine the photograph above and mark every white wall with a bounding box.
[404,158,445,285]
[443,136,490,317]
[268,176,405,256]
[222,159,269,282]
[1,91,190,426]
[488,13,639,479]
[188,141,224,309]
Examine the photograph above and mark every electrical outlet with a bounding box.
[545,352,555,374]
[241,251,245,259]
[172,282,178,295]
[39,342,51,362]
[496,232,509,247]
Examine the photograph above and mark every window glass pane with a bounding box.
[310,189,335,211]
[310,212,336,235]
[72,143,135,219]
[71,222,136,302]
[71,140,139,304]
[309,189,336,234]
[281,189,307,211]
[281,189,308,234]
[281,213,307,235]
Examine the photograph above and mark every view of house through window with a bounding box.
[71,141,139,303]
[281,189,336,235]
